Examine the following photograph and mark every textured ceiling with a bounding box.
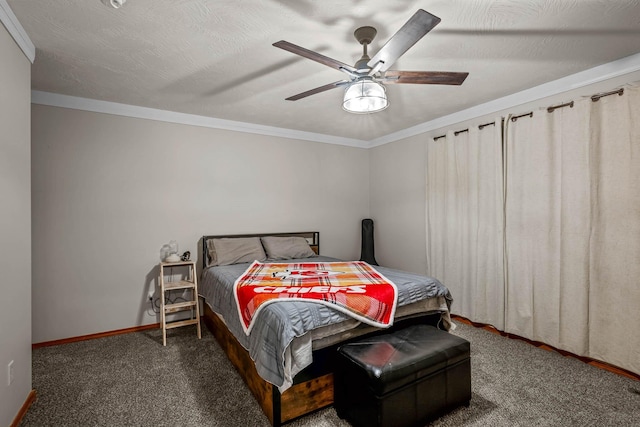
[8,0,640,141]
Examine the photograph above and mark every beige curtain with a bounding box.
[426,119,505,329]
[504,87,640,375]
[504,102,591,356]
[587,87,640,375]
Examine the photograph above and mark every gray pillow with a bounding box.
[261,236,316,260]
[207,237,266,266]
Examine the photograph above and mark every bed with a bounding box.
[199,231,453,426]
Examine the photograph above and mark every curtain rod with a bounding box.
[479,121,496,130]
[510,112,533,122]
[434,121,496,140]
[591,88,624,102]
[547,101,574,113]
[434,87,623,139]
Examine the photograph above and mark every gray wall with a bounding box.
[368,134,428,275]
[31,105,370,343]
[0,22,32,426]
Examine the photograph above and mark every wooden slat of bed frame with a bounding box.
[203,304,333,426]
[280,373,333,422]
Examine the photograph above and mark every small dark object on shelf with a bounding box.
[181,251,191,261]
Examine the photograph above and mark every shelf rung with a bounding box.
[165,301,197,313]
[165,318,199,329]
[163,280,195,291]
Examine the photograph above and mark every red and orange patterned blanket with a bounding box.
[234,261,398,334]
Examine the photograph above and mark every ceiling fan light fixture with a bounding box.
[343,79,388,114]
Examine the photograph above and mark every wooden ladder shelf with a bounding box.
[159,260,202,346]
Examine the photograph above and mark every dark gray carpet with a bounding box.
[21,323,640,427]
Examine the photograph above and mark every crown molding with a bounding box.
[0,0,35,63]
[31,91,368,148]
[367,51,640,148]
[32,52,640,149]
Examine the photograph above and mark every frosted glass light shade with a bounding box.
[343,79,388,114]
[101,0,126,8]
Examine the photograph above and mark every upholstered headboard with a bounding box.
[201,231,319,270]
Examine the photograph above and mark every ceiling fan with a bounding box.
[273,9,469,114]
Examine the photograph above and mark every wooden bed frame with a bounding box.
[202,304,333,426]
[200,231,442,426]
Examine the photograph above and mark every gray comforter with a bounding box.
[199,256,452,391]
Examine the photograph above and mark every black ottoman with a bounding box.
[334,324,471,427]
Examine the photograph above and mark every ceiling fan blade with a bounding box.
[273,41,358,75]
[368,9,441,73]
[285,80,349,101]
[382,70,469,85]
